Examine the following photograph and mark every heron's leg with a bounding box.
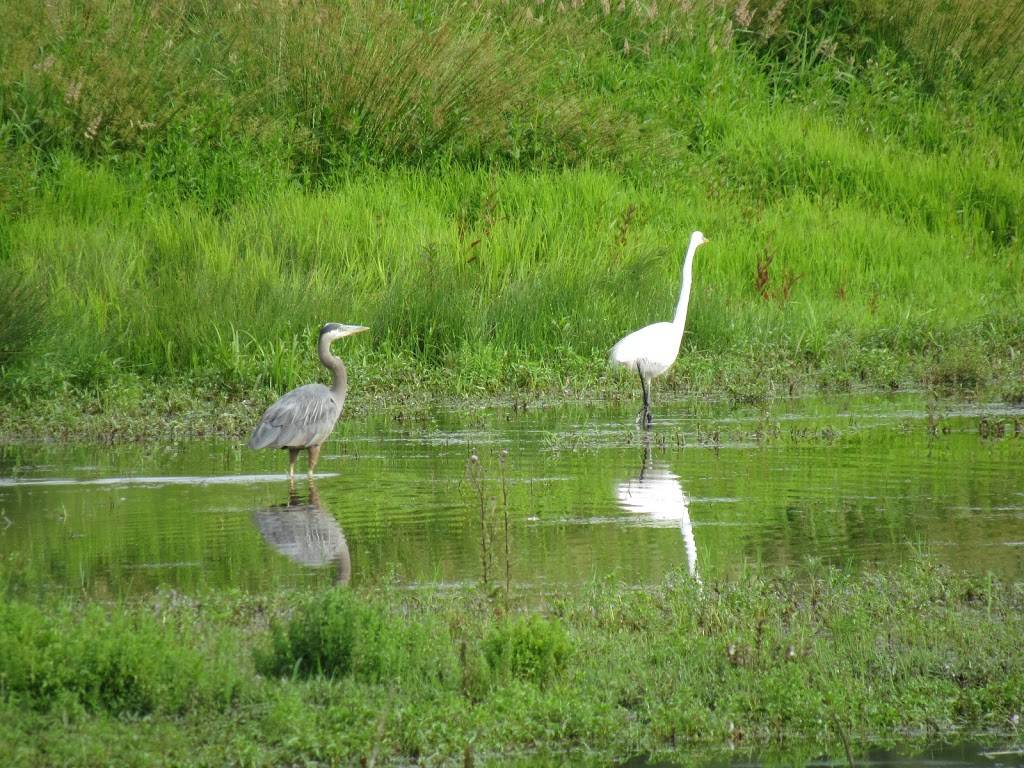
[644,378,653,428]
[637,365,652,428]
[307,444,321,477]
[635,364,648,425]
[288,448,299,479]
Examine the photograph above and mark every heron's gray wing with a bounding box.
[248,384,341,449]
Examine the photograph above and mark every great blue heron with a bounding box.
[252,481,351,584]
[248,322,368,478]
[609,231,709,427]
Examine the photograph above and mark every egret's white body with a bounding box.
[610,321,684,380]
[610,230,708,426]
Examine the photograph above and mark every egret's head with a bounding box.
[691,230,710,248]
[319,323,369,342]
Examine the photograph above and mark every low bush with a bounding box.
[254,589,458,687]
[0,601,231,715]
[482,614,572,686]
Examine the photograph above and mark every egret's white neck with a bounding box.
[671,239,699,331]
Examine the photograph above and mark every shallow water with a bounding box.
[1,393,1022,595]
[625,740,1024,767]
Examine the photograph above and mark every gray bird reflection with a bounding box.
[615,444,700,581]
[252,481,351,584]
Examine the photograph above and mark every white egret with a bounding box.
[609,230,709,427]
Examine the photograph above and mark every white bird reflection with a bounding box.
[615,444,700,581]
[251,481,351,584]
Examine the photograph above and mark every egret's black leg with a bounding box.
[635,365,646,424]
[643,379,653,429]
[637,364,652,429]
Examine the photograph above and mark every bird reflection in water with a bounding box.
[251,481,351,584]
[615,442,700,581]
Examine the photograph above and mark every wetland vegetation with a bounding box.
[2,1,1024,764]
[2,0,1023,441]
[2,556,1022,767]
[3,397,1024,765]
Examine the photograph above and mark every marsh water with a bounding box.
[629,740,1024,767]
[1,393,1023,596]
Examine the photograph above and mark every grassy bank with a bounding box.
[1,345,1021,443]
[1,557,1022,766]
[2,0,1024,439]
[1,160,1022,442]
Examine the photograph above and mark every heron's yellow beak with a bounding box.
[342,325,370,337]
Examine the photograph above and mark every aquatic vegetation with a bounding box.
[253,589,457,686]
[464,449,514,591]
[2,558,1023,766]
[483,614,572,687]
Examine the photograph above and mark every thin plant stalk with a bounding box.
[498,449,511,595]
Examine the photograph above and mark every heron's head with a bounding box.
[690,231,710,248]
[319,323,369,341]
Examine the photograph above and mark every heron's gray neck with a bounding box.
[319,336,348,399]
[672,243,697,330]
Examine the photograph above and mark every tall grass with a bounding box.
[0,0,627,196]
[1,0,1022,402]
[0,262,41,369]
[866,0,1024,94]
[3,152,1021,397]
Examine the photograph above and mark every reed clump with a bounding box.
[0,0,622,191]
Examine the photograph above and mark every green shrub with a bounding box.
[254,589,457,687]
[0,601,227,714]
[482,614,572,686]
[1002,381,1024,405]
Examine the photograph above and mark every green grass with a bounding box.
[4,159,1023,379]
[1,0,1023,438]
[0,601,244,716]
[1,557,1022,766]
